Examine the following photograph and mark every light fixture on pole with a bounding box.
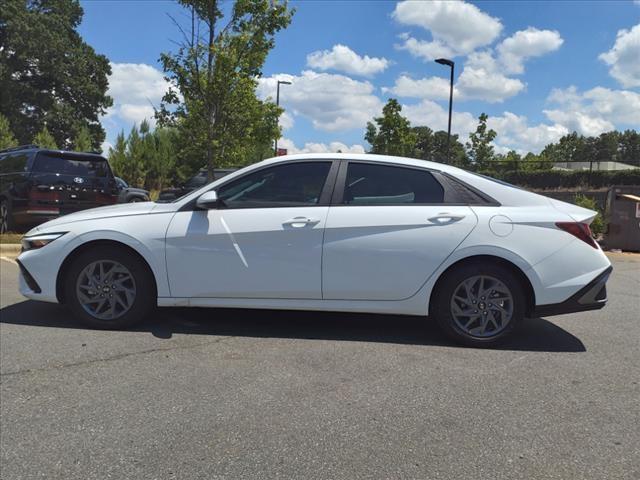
[435,58,454,164]
[274,80,292,156]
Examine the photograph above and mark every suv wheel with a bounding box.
[433,262,525,347]
[0,200,16,234]
[64,246,155,329]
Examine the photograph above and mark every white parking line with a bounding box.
[1,256,18,265]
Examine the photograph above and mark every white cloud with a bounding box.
[105,63,172,128]
[257,71,383,132]
[393,0,502,59]
[402,99,478,138]
[279,111,294,131]
[385,51,527,104]
[395,34,457,62]
[497,27,564,74]
[599,24,640,88]
[278,138,365,154]
[456,51,526,102]
[306,44,389,77]
[544,85,640,136]
[487,112,568,153]
[402,100,567,153]
[382,74,454,100]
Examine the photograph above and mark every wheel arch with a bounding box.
[56,239,158,304]
[428,254,536,317]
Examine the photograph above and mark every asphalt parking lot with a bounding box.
[1,254,638,479]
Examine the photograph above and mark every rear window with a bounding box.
[33,153,109,177]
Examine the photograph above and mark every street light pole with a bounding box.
[274,80,292,156]
[435,58,455,164]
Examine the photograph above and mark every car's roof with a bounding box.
[259,153,462,174]
[0,145,107,160]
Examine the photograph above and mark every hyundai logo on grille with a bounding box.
[73,177,84,184]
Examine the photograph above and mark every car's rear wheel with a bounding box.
[433,262,525,347]
[0,200,16,234]
[64,246,155,329]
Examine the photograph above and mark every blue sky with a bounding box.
[78,0,640,155]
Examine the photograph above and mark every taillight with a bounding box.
[555,222,598,249]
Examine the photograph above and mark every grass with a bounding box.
[0,233,23,244]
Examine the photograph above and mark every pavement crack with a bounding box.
[0,335,236,378]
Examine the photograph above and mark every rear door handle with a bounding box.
[428,213,465,224]
[283,217,319,228]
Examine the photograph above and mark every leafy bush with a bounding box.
[573,194,605,237]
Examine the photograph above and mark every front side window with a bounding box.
[217,162,331,208]
[343,163,444,205]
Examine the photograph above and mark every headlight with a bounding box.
[21,233,67,252]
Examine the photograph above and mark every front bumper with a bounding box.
[531,265,612,317]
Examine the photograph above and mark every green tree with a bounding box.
[365,99,417,156]
[151,128,177,191]
[412,126,468,166]
[467,113,496,169]
[33,126,58,149]
[157,0,294,180]
[125,125,147,187]
[618,130,640,166]
[0,114,17,150]
[108,131,128,179]
[73,124,93,152]
[0,0,113,149]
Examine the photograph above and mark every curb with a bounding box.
[0,244,21,258]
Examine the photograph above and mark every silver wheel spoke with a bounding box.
[450,274,514,339]
[76,260,136,321]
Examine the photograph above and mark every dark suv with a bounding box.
[0,145,118,233]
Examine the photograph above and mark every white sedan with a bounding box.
[17,154,612,346]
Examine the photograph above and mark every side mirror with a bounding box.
[196,190,220,210]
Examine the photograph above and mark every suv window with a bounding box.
[343,163,444,205]
[33,153,109,177]
[217,162,331,208]
[0,153,29,174]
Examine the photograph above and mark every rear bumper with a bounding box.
[531,266,612,317]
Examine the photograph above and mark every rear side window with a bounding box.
[0,153,29,174]
[33,153,109,177]
[343,163,444,205]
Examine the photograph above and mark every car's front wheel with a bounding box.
[64,246,155,329]
[433,262,525,347]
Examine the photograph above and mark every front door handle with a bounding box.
[428,213,465,224]
[283,217,319,228]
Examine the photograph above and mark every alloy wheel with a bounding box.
[450,275,514,338]
[76,260,137,320]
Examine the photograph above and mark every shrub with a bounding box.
[478,169,640,189]
[573,194,605,237]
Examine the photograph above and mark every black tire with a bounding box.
[432,262,525,347]
[0,199,16,234]
[64,246,155,329]
[128,197,142,203]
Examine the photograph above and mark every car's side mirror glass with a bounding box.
[196,190,220,210]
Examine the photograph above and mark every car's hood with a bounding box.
[29,202,160,233]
